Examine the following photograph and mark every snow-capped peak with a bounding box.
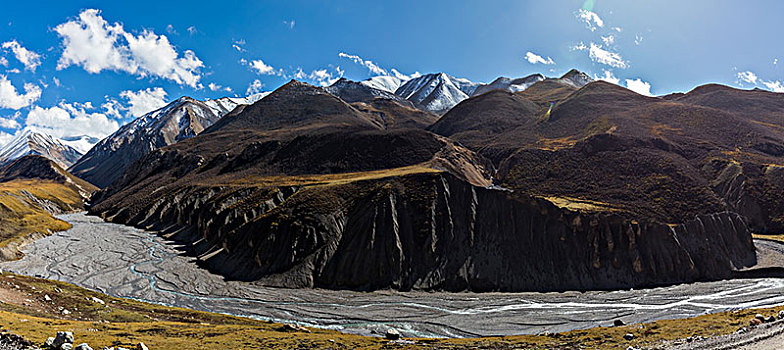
[0,129,83,168]
[360,76,405,93]
[395,73,480,114]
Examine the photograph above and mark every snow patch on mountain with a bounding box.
[360,76,404,93]
[0,129,83,168]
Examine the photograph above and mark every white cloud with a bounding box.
[0,131,12,147]
[303,67,344,86]
[1,40,42,72]
[594,70,619,85]
[0,75,42,110]
[249,59,275,75]
[391,68,421,81]
[53,77,61,87]
[625,78,652,96]
[611,26,622,33]
[601,35,615,46]
[246,79,264,95]
[26,103,119,139]
[524,51,555,65]
[762,80,784,93]
[118,87,168,117]
[0,56,7,67]
[576,9,604,31]
[0,111,21,129]
[232,39,246,53]
[54,9,204,87]
[208,82,232,92]
[634,34,644,46]
[582,42,628,69]
[165,24,178,35]
[6,68,20,74]
[338,52,420,81]
[774,58,778,66]
[338,52,388,75]
[283,20,295,29]
[187,26,197,35]
[737,71,758,85]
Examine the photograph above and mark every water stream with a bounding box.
[2,212,783,338]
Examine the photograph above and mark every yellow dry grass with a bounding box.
[0,179,86,248]
[0,271,781,349]
[543,196,620,213]
[213,164,442,188]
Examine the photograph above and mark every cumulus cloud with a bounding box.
[249,59,275,75]
[0,112,21,129]
[54,9,204,87]
[589,43,627,69]
[1,40,42,72]
[208,82,232,92]
[295,67,344,86]
[576,9,604,31]
[0,57,7,67]
[525,51,555,65]
[762,80,784,93]
[283,20,295,29]
[119,87,168,117]
[625,78,652,96]
[246,79,264,95]
[25,103,120,139]
[737,71,758,85]
[594,70,619,84]
[0,75,42,110]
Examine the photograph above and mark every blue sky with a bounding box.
[0,0,783,144]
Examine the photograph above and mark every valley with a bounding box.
[0,212,783,347]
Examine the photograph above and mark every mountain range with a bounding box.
[1,69,781,293]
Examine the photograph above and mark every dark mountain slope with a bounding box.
[430,79,784,231]
[88,79,755,292]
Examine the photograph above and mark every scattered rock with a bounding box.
[44,337,55,348]
[61,344,73,350]
[279,323,309,333]
[765,315,776,323]
[136,342,148,350]
[75,344,93,350]
[44,294,52,301]
[385,328,401,340]
[89,297,105,305]
[613,319,625,327]
[779,310,784,319]
[737,327,748,334]
[52,331,74,348]
[686,336,693,343]
[750,318,762,326]
[61,309,71,315]
[623,333,634,340]
[755,313,765,321]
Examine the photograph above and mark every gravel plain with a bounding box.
[2,212,784,339]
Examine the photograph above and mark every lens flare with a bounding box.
[582,0,595,11]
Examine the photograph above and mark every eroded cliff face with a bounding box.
[92,172,756,292]
[706,159,784,233]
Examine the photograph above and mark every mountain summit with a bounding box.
[0,129,83,169]
[69,94,266,188]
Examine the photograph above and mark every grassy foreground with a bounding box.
[0,179,88,248]
[0,272,780,349]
